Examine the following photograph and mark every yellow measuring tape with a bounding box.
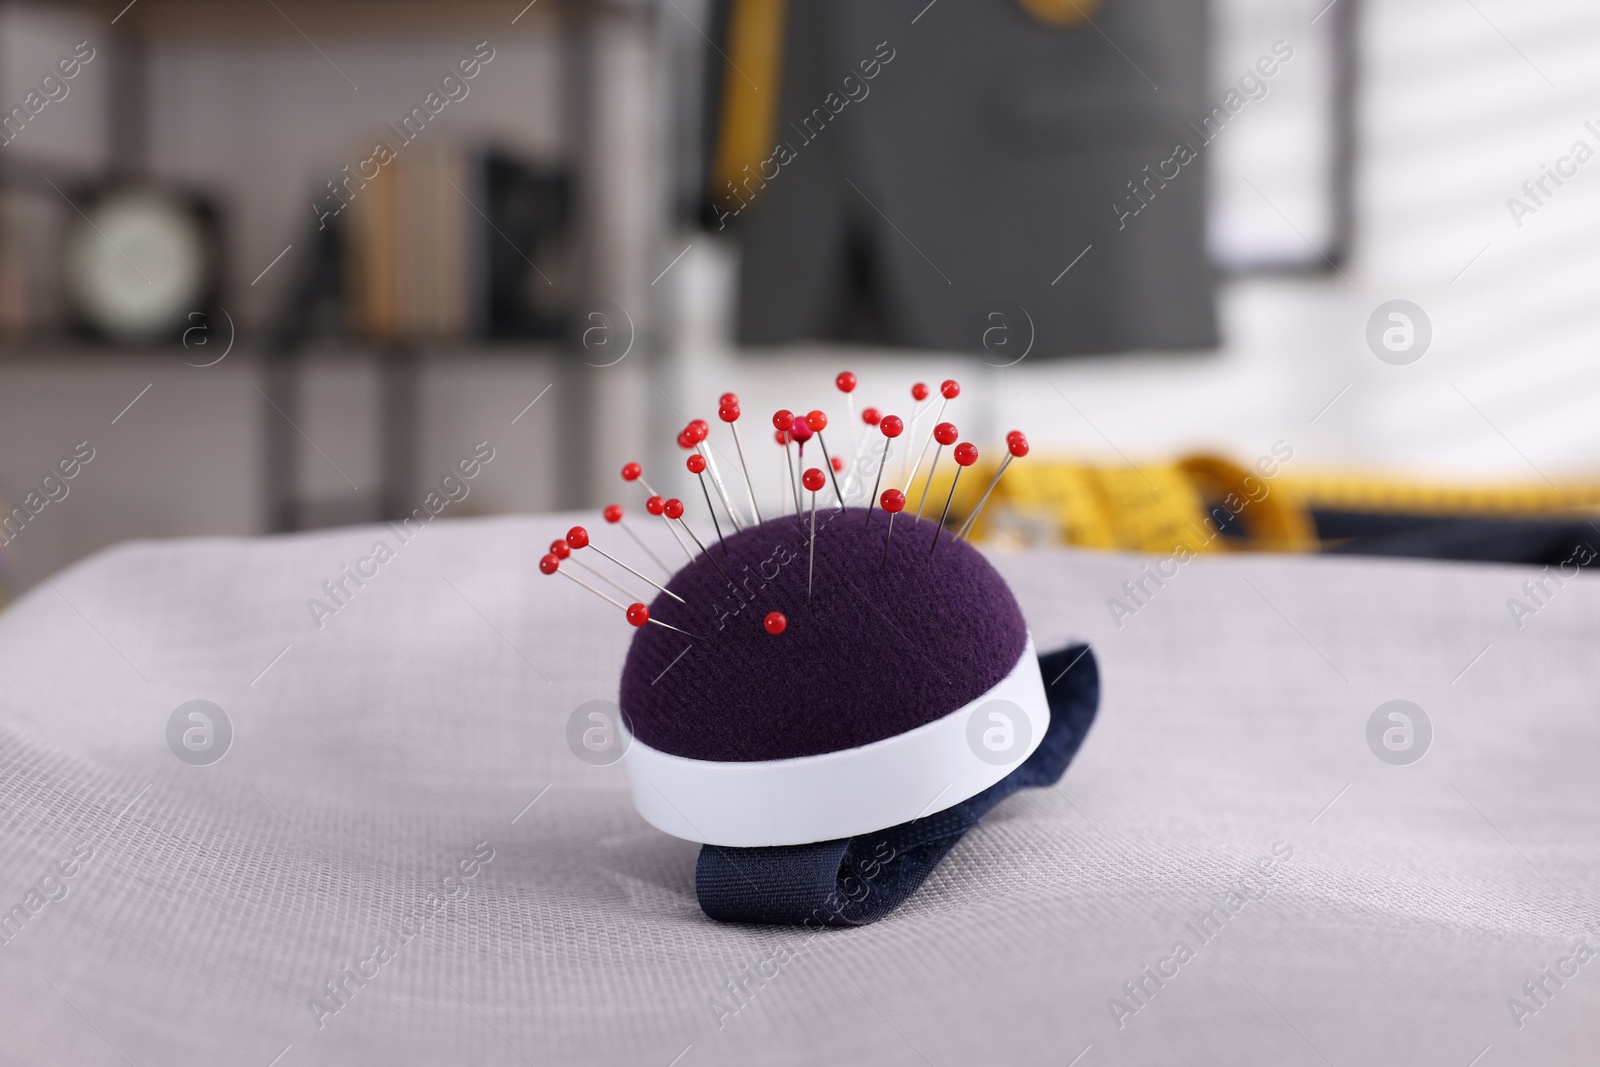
[934,455,1600,553]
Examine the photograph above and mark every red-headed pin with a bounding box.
[862,406,882,426]
[903,378,960,496]
[773,427,801,519]
[789,414,816,518]
[880,488,906,567]
[605,502,671,574]
[803,466,826,604]
[900,383,931,483]
[553,534,640,601]
[665,497,737,589]
[686,452,728,555]
[543,552,699,636]
[836,370,861,466]
[916,421,960,520]
[622,460,660,499]
[686,417,744,530]
[625,601,707,643]
[865,414,904,528]
[806,410,846,511]
[542,550,623,607]
[930,442,978,554]
[719,393,762,525]
[764,611,786,635]
[568,525,686,603]
[647,493,695,564]
[773,409,804,518]
[542,557,706,641]
[956,432,1030,541]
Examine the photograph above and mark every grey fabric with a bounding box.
[734,0,1218,356]
[0,512,1597,1066]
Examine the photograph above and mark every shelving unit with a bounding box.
[1,0,673,531]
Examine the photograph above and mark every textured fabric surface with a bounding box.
[619,507,1028,760]
[0,513,1597,1067]
[696,643,1099,925]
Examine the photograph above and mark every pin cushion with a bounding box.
[542,376,1099,925]
[618,508,1049,847]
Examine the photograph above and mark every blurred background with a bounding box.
[0,0,1597,597]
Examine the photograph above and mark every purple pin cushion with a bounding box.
[618,507,1046,847]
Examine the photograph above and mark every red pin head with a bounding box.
[862,406,882,426]
[802,467,826,492]
[538,553,560,575]
[565,526,590,549]
[719,402,741,423]
[549,538,571,559]
[773,429,789,445]
[1008,436,1030,458]
[621,462,642,481]
[686,453,707,474]
[805,409,828,432]
[1005,429,1025,446]
[686,420,710,444]
[880,415,904,438]
[881,488,906,513]
[645,495,665,516]
[934,421,959,446]
[772,409,795,432]
[603,504,623,523]
[835,371,857,393]
[941,379,961,400]
[626,603,650,627]
[676,429,695,450]
[720,392,739,407]
[787,419,813,444]
[954,442,979,466]
[911,382,929,402]
[663,498,685,520]
[831,456,844,473]
[764,611,787,635]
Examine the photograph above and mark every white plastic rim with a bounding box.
[620,632,1050,847]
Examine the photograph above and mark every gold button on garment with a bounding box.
[1016,0,1102,28]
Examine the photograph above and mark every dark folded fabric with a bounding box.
[696,643,1099,926]
[1313,509,1599,567]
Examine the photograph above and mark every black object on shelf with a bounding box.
[482,150,571,340]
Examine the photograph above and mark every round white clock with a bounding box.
[64,188,210,342]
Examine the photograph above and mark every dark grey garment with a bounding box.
[727,0,1218,357]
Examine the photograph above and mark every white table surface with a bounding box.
[0,512,1595,1066]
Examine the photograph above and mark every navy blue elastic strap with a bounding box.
[696,644,1099,926]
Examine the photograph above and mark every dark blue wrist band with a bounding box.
[695,643,1099,926]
